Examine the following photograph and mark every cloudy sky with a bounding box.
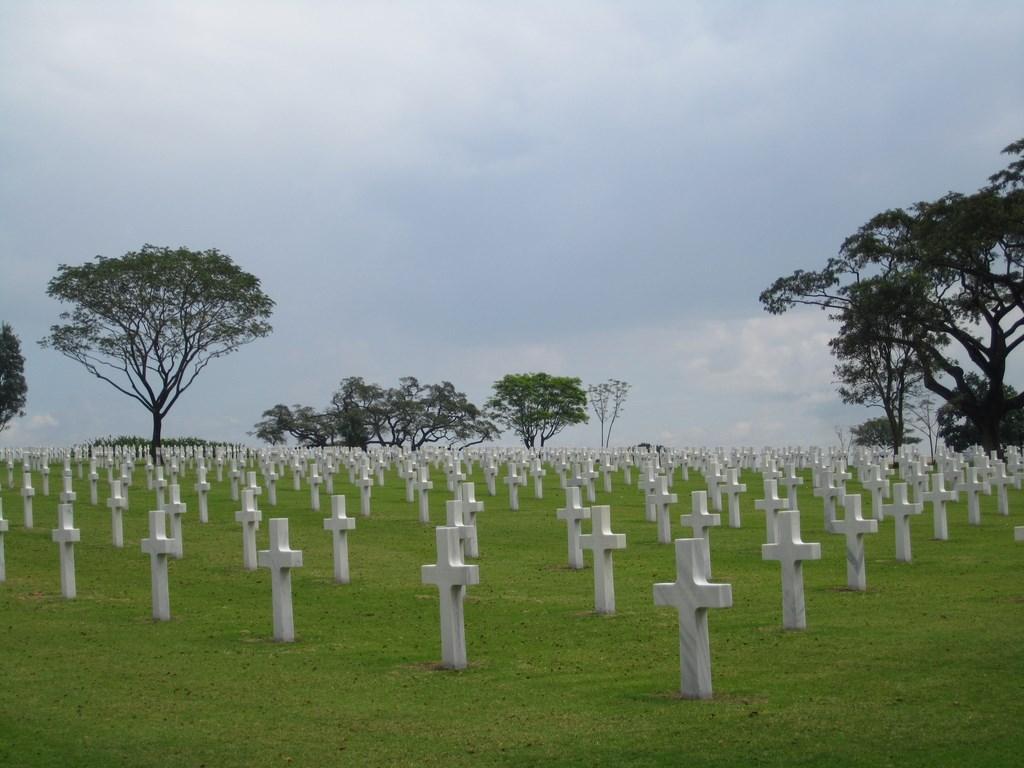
[1,1,1022,449]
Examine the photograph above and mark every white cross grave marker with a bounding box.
[107,479,128,548]
[653,538,733,699]
[679,490,722,579]
[414,464,433,524]
[141,509,177,620]
[504,463,523,511]
[882,482,923,563]
[579,505,627,614]
[323,495,355,584]
[194,465,211,523]
[778,463,804,510]
[164,484,187,559]
[832,494,878,591]
[21,469,34,528]
[235,488,262,571]
[51,503,81,599]
[762,510,820,630]
[754,478,789,544]
[459,482,484,558]
[920,472,958,540]
[257,518,303,642]
[357,466,374,517]
[721,468,746,528]
[421,525,480,669]
[555,486,591,570]
[0,499,8,582]
[955,466,989,526]
[648,475,678,544]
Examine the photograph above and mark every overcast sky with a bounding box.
[1,1,1022,449]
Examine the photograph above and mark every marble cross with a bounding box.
[21,469,35,528]
[235,488,262,571]
[720,468,747,528]
[458,482,484,558]
[413,464,433,524]
[164,484,187,559]
[421,525,480,669]
[107,479,128,548]
[920,471,957,540]
[504,463,523,511]
[51,503,81,599]
[141,509,177,620]
[555,485,591,570]
[258,518,303,642]
[530,458,547,499]
[955,466,990,526]
[777,463,804,510]
[0,499,7,582]
[832,494,878,591]
[647,475,678,544]
[59,471,77,505]
[444,499,474,560]
[754,478,789,545]
[194,465,211,523]
[579,505,627,614]
[653,538,733,699]
[762,510,820,629]
[988,462,1013,516]
[357,466,374,517]
[323,495,356,584]
[882,482,923,563]
[813,469,842,532]
[154,465,167,510]
[308,463,322,511]
[859,464,890,520]
[679,491,721,579]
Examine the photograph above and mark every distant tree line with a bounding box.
[254,373,626,450]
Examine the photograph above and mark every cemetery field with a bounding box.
[1,464,1022,767]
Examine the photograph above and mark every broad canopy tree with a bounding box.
[42,245,274,460]
[761,139,1024,454]
[0,322,28,434]
[487,372,588,448]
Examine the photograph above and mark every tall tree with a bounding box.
[487,372,588,448]
[587,379,631,447]
[761,139,1024,454]
[42,245,274,460]
[0,322,28,434]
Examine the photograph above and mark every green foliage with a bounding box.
[850,417,920,451]
[487,372,588,448]
[87,435,224,450]
[761,138,1024,453]
[255,377,496,449]
[0,322,27,433]
[40,245,274,458]
[937,374,1024,451]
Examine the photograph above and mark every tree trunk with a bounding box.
[974,412,1002,457]
[151,412,163,465]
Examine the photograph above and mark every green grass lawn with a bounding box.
[1,460,1022,767]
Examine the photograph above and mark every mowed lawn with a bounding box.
[1,459,1022,767]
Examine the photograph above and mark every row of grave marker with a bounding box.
[3,445,1023,699]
